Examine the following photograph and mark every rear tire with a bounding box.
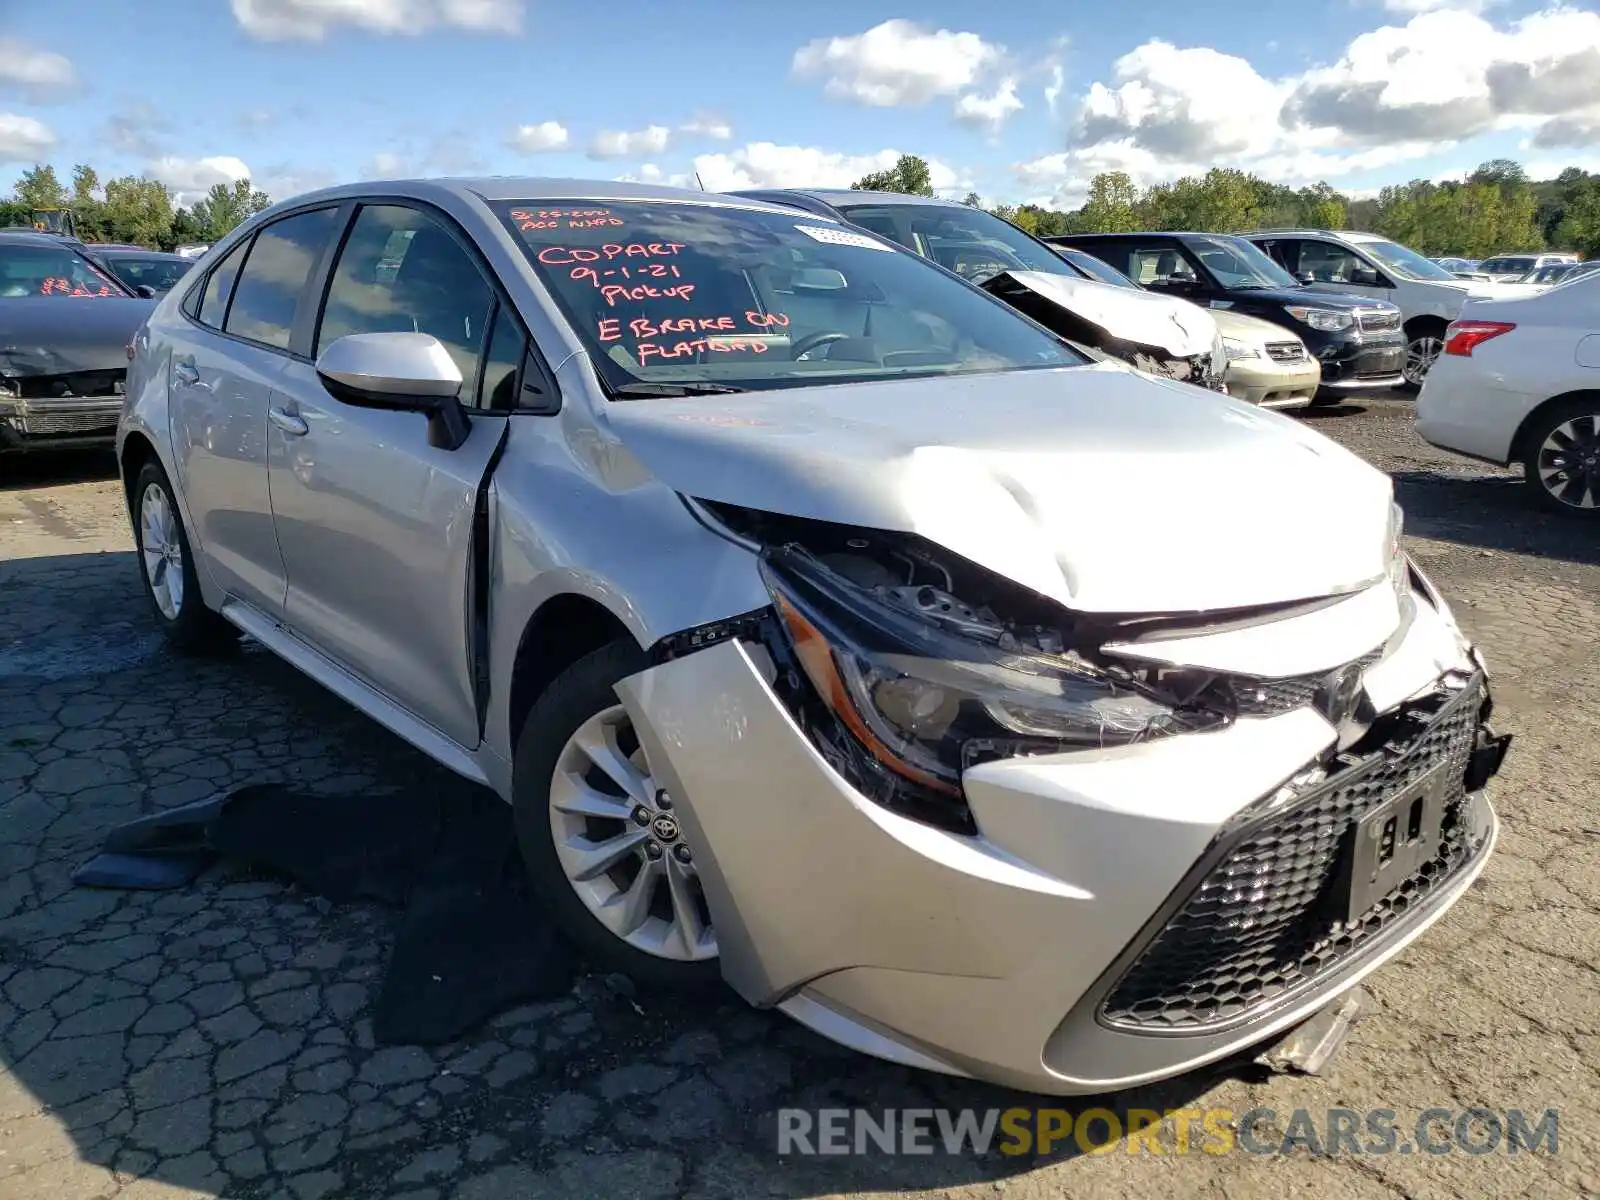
[1520,398,1600,517]
[513,639,721,992]
[1400,323,1447,392]
[132,460,239,654]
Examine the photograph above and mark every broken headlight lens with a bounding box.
[759,545,1221,796]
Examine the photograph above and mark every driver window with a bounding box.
[1296,242,1367,284]
[1131,248,1195,285]
[317,204,496,404]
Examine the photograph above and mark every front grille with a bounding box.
[1357,309,1401,333]
[1100,680,1485,1032]
[1264,342,1305,363]
[1232,647,1384,718]
[6,408,120,436]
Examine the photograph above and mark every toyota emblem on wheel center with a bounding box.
[651,813,680,843]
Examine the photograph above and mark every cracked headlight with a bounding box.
[759,545,1225,799]
[1286,306,1354,332]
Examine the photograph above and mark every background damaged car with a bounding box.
[1,230,155,454]
[729,188,1228,392]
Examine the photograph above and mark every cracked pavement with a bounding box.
[1,398,1597,1199]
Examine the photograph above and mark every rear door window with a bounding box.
[224,207,340,350]
[195,238,250,327]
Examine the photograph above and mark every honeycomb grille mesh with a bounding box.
[1232,647,1384,718]
[1100,684,1484,1032]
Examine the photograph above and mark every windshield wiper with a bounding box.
[609,381,747,399]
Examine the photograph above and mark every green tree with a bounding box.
[168,206,208,249]
[102,177,175,248]
[961,191,982,208]
[1296,182,1348,229]
[1135,168,1258,232]
[1554,179,1600,256]
[851,154,934,197]
[13,164,67,211]
[1079,172,1139,232]
[189,178,271,240]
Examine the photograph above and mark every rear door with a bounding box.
[166,207,343,616]
[266,200,520,749]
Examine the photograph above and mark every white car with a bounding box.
[1416,270,1600,515]
[1246,230,1545,388]
[1211,308,1320,408]
[1476,253,1580,284]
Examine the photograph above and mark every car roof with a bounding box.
[730,187,971,211]
[1058,231,1253,240]
[1237,229,1382,242]
[92,246,186,258]
[272,176,817,218]
[0,228,88,246]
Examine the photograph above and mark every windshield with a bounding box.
[102,255,193,293]
[1356,238,1456,282]
[1055,246,1139,289]
[1482,256,1537,274]
[829,202,1074,285]
[497,200,1085,393]
[1187,236,1299,290]
[0,241,126,297]
[1529,264,1571,283]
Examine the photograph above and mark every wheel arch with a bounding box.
[1403,312,1449,339]
[117,430,161,516]
[507,591,641,754]
[1509,388,1600,466]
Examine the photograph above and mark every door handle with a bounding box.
[268,406,309,437]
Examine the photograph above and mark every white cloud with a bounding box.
[102,101,170,158]
[0,113,57,164]
[679,112,733,141]
[792,19,1002,107]
[1044,63,1065,116]
[954,79,1023,134]
[614,163,695,188]
[508,120,569,153]
[1530,108,1600,150]
[589,125,673,159]
[691,141,963,194]
[361,151,411,178]
[0,38,75,101]
[144,155,254,206]
[230,0,522,40]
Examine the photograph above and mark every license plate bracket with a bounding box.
[1343,766,1452,925]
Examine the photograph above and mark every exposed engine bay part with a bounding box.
[661,500,1420,833]
[980,269,1226,391]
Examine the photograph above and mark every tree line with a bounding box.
[854,155,1600,259]
[1,163,270,249]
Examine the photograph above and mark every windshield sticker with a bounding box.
[794,225,892,251]
[39,277,116,297]
[511,208,626,231]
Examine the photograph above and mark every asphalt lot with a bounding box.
[1,395,1597,1199]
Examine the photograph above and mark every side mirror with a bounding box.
[315,332,471,451]
[1296,271,1316,285]
[1350,266,1382,286]
[135,284,158,299]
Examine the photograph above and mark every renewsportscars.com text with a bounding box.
[775,1106,1560,1157]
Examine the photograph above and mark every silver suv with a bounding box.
[118,179,1506,1095]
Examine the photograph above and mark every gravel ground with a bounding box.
[0,395,1596,1199]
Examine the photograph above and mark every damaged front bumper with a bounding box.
[614,579,1505,1095]
[0,393,124,451]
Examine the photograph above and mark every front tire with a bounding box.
[1400,323,1446,391]
[1521,399,1600,516]
[513,640,720,991]
[132,460,239,653]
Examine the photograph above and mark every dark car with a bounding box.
[1047,232,1407,398]
[0,230,156,453]
[728,188,1229,392]
[82,247,197,297]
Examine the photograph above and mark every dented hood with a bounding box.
[983,270,1219,357]
[0,297,155,377]
[604,363,1396,613]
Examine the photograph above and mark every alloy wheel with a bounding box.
[548,704,716,963]
[139,483,185,621]
[1403,335,1442,386]
[1535,413,1600,511]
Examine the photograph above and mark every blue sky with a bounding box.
[2,0,1598,210]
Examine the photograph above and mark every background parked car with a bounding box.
[80,246,197,296]
[0,229,155,454]
[728,188,1227,392]
[1432,257,1492,282]
[1053,231,1402,400]
[1243,229,1544,388]
[1416,270,1600,516]
[1475,253,1580,283]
